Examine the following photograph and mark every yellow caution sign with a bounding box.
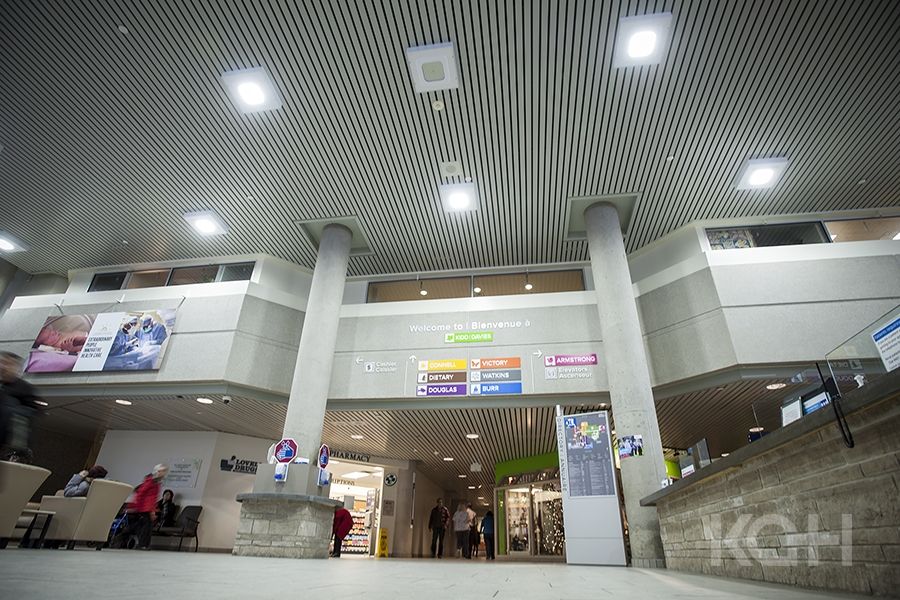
[376,527,389,558]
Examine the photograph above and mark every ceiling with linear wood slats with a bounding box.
[1,0,898,276]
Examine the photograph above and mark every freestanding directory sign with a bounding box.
[555,410,626,565]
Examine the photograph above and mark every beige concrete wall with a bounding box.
[655,391,900,596]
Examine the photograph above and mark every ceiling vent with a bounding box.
[405,43,459,93]
[439,160,464,178]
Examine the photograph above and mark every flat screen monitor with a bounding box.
[802,391,830,415]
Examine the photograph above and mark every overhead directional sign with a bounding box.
[469,356,523,396]
[471,382,523,395]
[418,371,467,383]
[418,359,467,371]
[471,369,521,382]
[417,383,467,396]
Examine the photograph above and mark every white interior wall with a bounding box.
[201,433,272,550]
[96,430,271,550]
[96,430,217,507]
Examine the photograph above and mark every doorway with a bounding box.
[327,459,384,556]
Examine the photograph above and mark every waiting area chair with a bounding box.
[153,505,202,552]
[39,478,133,549]
[0,462,51,548]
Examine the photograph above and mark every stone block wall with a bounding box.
[656,394,900,596]
[233,497,333,559]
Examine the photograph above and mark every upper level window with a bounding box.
[88,272,127,292]
[366,269,586,303]
[87,262,254,292]
[367,276,470,302]
[168,265,219,286]
[473,270,584,297]
[220,262,255,282]
[825,216,900,243]
[706,223,828,250]
[126,269,170,289]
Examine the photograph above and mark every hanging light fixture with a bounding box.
[524,270,533,291]
[417,274,428,296]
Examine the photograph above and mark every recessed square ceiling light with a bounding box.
[613,13,674,68]
[439,182,478,212]
[736,157,789,190]
[184,210,229,236]
[220,67,283,113]
[406,43,459,93]
[342,471,373,480]
[0,231,27,253]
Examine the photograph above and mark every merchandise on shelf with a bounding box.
[342,511,370,554]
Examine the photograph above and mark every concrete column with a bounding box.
[234,224,351,559]
[584,202,667,568]
[282,223,353,464]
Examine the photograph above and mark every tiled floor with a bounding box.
[0,549,872,599]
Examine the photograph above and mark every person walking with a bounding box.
[452,504,470,559]
[481,510,495,560]
[123,464,169,550]
[0,351,44,463]
[427,497,450,558]
[469,514,481,558]
[331,505,353,558]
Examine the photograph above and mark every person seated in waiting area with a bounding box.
[63,465,108,497]
[155,489,177,528]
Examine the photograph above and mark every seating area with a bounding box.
[0,461,202,552]
[152,505,203,552]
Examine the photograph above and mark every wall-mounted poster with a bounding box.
[164,457,202,488]
[25,310,176,373]
[617,435,644,459]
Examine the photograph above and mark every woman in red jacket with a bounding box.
[331,505,353,558]
[124,464,169,550]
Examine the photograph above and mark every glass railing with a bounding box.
[826,304,899,398]
[668,307,899,477]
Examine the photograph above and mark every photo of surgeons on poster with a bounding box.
[25,310,176,373]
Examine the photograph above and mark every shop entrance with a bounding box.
[327,459,384,556]
[496,468,566,559]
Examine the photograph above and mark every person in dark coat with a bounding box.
[0,351,43,463]
[469,515,481,557]
[332,505,353,558]
[155,489,177,528]
[480,511,496,560]
[427,497,451,558]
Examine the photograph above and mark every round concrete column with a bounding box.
[282,223,353,461]
[584,202,667,568]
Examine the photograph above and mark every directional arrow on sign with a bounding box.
[355,357,364,364]
[408,355,417,362]
[533,349,543,358]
